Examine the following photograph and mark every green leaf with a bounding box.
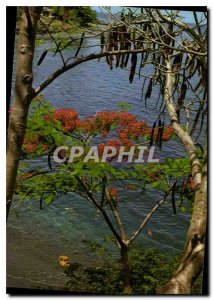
[45,194,55,205]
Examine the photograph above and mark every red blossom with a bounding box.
[109,187,119,199]
[51,109,79,133]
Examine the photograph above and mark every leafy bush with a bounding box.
[64,246,202,295]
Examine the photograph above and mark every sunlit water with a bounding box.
[7,36,194,290]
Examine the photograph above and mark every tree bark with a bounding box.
[63,7,70,24]
[6,7,42,220]
[120,243,132,294]
[156,57,207,294]
[157,145,207,294]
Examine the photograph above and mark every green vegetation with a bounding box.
[64,246,202,295]
[17,6,97,35]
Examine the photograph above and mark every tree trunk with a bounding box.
[63,7,70,24]
[156,144,207,294]
[6,7,42,220]
[120,244,132,294]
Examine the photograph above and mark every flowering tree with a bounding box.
[15,98,194,294]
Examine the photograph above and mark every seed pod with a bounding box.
[145,78,153,100]
[193,77,202,92]
[179,179,187,208]
[156,119,162,146]
[159,121,164,149]
[129,53,137,83]
[176,82,187,120]
[150,121,156,147]
[187,57,195,76]
[190,106,201,135]
[172,52,183,72]
[141,77,147,102]
[201,61,207,86]
[171,182,177,214]
[48,154,52,170]
[40,198,43,210]
[100,32,105,50]
[116,54,121,68]
[112,29,118,50]
[37,49,48,65]
[124,53,130,68]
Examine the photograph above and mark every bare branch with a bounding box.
[128,184,175,245]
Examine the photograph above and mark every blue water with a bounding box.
[7,36,193,289]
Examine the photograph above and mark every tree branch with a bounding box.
[105,188,127,242]
[128,184,174,245]
[75,175,123,246]
[164,56,202,188]
[34,48,151,96]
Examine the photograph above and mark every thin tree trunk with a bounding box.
[156,56,207,294]
[157,145,207,294]
[63,7,70,24]
[6,7,42,220]
[120,243,132,294]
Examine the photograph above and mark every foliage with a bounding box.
[52,6,97,26]
[15,99,195,214]
[64,246,202,295]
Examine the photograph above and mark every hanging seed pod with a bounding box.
[159,26,164,38]
[152,43,156,61]
[176,82,187,120]
[193,77,202,92]
[48,154,52,170]
[171,182,177,214]
[141,77,147,102]
[155,119,162,146]
[124,53,130,68]
[196,108,206,140]
[169,38,175,55]
[98,32,105,62]
[172,52,183,72]
[187,57,195,76]
[201,61,207,86]
[190,105,201,135]
[112,29,118,50]
[139,53,144,78]
[37,49,48,65]
[116,54,121,68]
[74,32,85,58]
[159,120,164,150]
[53,40,62,57]
[150,121,156,147]
[100,32,105,50]
[129,53,137,83]
[40,197,43,210]
[145,78,153,100]
[188,58,200,79]
[179,179,187,208]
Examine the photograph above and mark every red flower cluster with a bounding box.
[23,107,174,155]
[52,109,78,133]
[23,135,49,155]
[144,127,174,142]
[109,187,119,199]
[98,139,121,161]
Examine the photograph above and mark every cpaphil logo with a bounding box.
[53,145,159,164]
